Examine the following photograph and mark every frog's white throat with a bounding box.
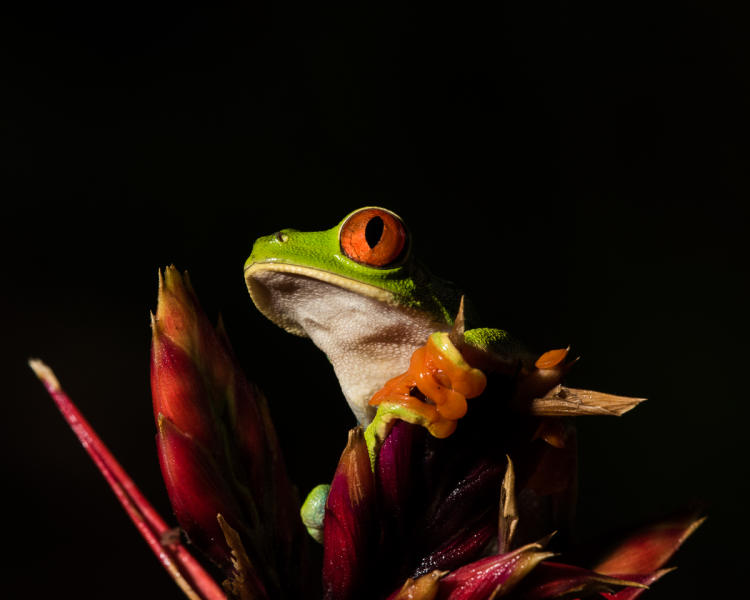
[245,262,448,424]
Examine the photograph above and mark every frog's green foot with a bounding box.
[300,483,330,543]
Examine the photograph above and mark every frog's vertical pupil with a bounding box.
[365,216,384,248]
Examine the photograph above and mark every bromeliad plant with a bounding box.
[31,266,702,599]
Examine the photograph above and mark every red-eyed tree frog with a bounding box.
[243,207,525,426]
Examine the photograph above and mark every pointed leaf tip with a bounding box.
[595,512,705,576]
[530,386,646,417]
[535,347,570,370]
[498,456,519,553]
[29,358,61,393]
[596,569,674,600]
[520,562,650,600]
[449,296,466,347]
[32,362,228,600]
[388,570,446,600]
[218,514,268,600]
[438,544,554,599]
[341,427,374,507]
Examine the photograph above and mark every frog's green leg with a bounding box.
[363,402,438,469]
[300,483,330,543]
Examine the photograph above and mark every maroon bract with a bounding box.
[323,428,376,600]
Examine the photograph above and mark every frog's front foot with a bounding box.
[365,330,487,462]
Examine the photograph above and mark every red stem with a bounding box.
[31,360,227,600]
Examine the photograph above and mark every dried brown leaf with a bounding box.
[498,456,519,553]
[218,514,267,600]
[449,296,466,348]
[529,386,646,417]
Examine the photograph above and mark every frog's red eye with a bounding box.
[340,208,408,267]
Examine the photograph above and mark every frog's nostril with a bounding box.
[275,231,289,243]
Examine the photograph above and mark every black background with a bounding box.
[2,2,747,598]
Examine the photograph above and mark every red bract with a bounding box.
[151,325,220,452]
[323,428,376,600]
[436,544,553,599]
[156,415,249,568]
[594,513,706,576]
[150,266,310,598]
[33,266,702,600]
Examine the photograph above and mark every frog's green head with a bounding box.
[244,207,461,423]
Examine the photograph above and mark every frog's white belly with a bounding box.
[246,267,448,424]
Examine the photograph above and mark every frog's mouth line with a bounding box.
[244,261,397,336]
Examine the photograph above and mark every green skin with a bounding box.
[299,484,329,544]
[244,207,526,537]
[244,207,526,420]
[244,208,460,326]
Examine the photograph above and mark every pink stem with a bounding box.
[31,360,227,600]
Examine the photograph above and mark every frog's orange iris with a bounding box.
[339,208,407,267]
